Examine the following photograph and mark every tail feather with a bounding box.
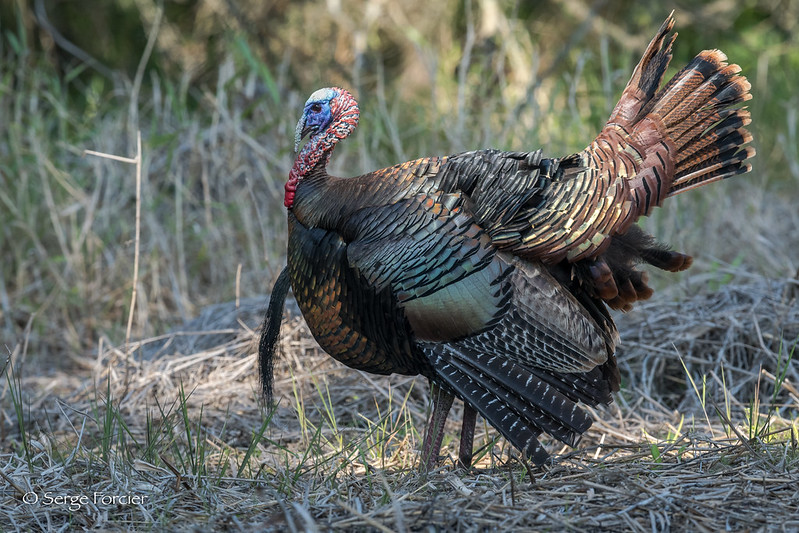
[671,147,754,193]
[607,13,676,127]
[600,13,754,215]
[641,52,753,199]
[649,53,732,124]
[508,14,753,268]
[666,68,750,138]
[676,109,751,166]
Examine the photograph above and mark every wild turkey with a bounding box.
[259,13,754,470]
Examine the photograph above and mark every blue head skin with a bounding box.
[294,88,339,152]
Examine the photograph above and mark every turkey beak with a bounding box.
[294,115,306,153]
[294,114,316,153]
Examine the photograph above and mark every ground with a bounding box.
[2,273,797,531]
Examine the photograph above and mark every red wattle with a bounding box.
[284,180,297,208]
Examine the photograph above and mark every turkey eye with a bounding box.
[311,103,322,112]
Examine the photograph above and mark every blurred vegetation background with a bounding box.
[1,0,797,364]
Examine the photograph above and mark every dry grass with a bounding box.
[2,271,797,531]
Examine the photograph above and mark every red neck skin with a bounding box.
[285,91,359,208]
[284,136,332,208]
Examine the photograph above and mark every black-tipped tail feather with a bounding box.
[658,55,754,195]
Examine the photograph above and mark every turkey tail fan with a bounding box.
[603,11,754,212]
[503,13,753,269]
[259,267,291,403]
[572,11,754,310]
[426,345,613,465]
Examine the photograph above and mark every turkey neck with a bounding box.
[290,164,355,230]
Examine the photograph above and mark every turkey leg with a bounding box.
[419,381,455,471]
[420,381,478,470]
[458,404,477,468]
